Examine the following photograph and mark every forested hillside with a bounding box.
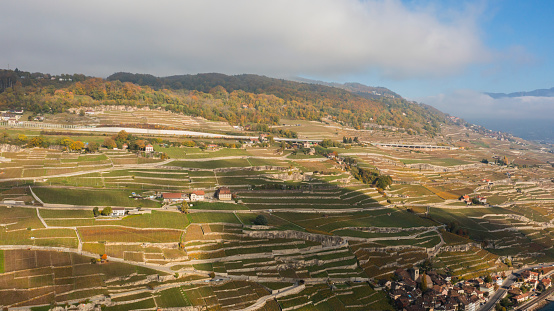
[0,69,447,134]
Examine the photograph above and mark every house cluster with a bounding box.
[506,270,552,304]
[447,116,462,123]
[206,144,220,151]
[161,188,232,203]
[481,179,493,185]
[162,191,205,203]
[386,268,501,311]
[1,111,22,123]
[459,195,487,205]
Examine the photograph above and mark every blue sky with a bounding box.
[337,0,554,98]
[1,0,553,121]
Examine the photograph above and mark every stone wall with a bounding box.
[243,230,346,247]
[0,144,22,152]
[406,163,483,172]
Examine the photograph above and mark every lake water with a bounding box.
[540,302,554,310]
[471,118,554,144]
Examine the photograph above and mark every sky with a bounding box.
[2,0,553,124]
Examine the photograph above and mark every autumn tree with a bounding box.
[103,138,116,149]
[180,202,189,214]
[135,140,146,150]
[116,130,128,142]
[86,141,99,153]
[101,206,112,216]
[28,136,48,148]
[59,137,74,150]
[376,175,393,189]
[17,134,28,144]
[420,273,428,291]
[70,140,84,151]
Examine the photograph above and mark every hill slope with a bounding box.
[108,72,446,134]
[0,69,447,135]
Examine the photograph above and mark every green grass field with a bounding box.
[32,188,160,208]
[188,212,241,224]
[191,201,249,210]
[0,250,4,273]
[169,158,252,169]
[119,211,190,229]
[155,287,191,308]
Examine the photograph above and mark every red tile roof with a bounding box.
[219,187,231,194]
[162,193,182,199]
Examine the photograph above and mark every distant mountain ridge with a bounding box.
[291,77,402,99]
[486,87,554,99]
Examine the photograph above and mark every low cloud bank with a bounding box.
[2,0,488,78]
[420,90,554,121]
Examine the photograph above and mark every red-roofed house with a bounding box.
[145,144,154,152]
[542,278,551,289]
[217,187,232,201]
[521,270,539,282]
[512,292,530,303]
[190,190,205,202]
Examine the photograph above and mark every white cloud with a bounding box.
[1,0,489,78]
[420,90,554,120]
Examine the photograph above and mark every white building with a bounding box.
[190,190,205,202]
[217,187,232,201]
[111,208,126,217]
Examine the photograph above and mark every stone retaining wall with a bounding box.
[243,230,346,247]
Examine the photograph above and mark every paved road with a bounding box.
[478,271,517,311]
[76,126,322,142]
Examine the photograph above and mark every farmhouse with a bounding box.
[162,192,184,203]
[111,208,126,217]
[217,187,232,201]
[190,190,205,202]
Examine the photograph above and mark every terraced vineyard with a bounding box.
[0,117,553,310]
